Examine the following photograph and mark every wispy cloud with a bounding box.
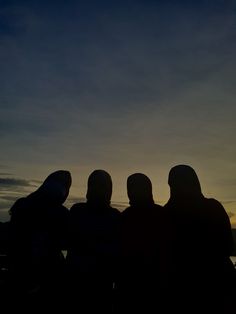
[0,195,23,202]
[0,175,40,221]
[0,178,38,199]
[226,211,235,219]
[0,165,10,169]
[230,216,236,229]
[0,177,32,187]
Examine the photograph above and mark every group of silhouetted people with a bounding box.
[0,165,235,313]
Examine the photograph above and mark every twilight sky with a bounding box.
[0,0,236,226]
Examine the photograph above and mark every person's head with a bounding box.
[168,165,202,200]
[86,170,112,205]
[127,173,154,206]
[35,170,72,204]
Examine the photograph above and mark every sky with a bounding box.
[0,0,236,226]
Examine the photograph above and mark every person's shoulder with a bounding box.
[69,202,87,215]
[10,197,28,214]
[110,206,121,216]
[204,198,225,209]
[203,197,230,219]
[121,206,138,222]
[163,199,178,210]
[152,203,164,216]
[153,203,163,210]
[58,204,69,216]
[121,206,131,216]
[108,206,121,223]
[13,197,28,207]
[10,197,30,223]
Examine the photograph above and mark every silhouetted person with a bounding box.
[0,221,10,301]
[118,173,164,314]
[164,165,235,313]
[8,170,71,310]
[66,170,120,314]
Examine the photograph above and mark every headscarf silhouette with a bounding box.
[164,164,235,313]
[27,170,72,205]
[168,164,203,201]
[86,170,112,205]
[127,173,154,206]
[9,170,72,310]
[67,169,120,314]
[120,173,163,314]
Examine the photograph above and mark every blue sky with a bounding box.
[0,0,236,225]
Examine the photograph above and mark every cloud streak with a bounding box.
[0,177,33,187]
[0,175,40,220]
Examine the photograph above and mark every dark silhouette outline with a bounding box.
[0,165,234,312]
[8,170,71,310]
[164,165,236,313]
[118,173,164,314]
[66,169,120,314]
[0,221,10,303]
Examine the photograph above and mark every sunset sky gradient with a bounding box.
[0,0,236,226]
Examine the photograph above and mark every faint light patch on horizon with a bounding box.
[0,171,236,228]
